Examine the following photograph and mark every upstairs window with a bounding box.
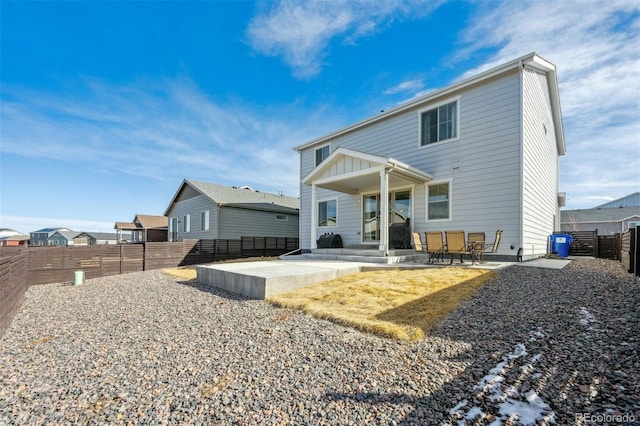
[315,145,330,166]
[420,100,458,146]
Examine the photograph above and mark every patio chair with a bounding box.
[412,232,425,252]
[473,230,502,263]
[467,232,485,264]
[425,231,445,264]
[444,230,471,265]
[412,232,429,263]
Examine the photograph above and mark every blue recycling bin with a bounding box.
[550,234,572,257]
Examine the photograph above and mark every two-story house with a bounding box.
[295,52,566,261]
[29,227,73,246]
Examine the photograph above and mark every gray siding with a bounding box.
[166,191,299,241]
[166,194,218,241]
[522,67,559,257]
[300,70,523,256]
[218,207,299,239]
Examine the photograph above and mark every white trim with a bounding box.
[201,210,210,231]
[311,184,317,249]
[302,147,432,191]
[360,184,415,245]
[417,95,461,148]
[425,179,453,222]
[313,165,386,187]
[183,214,191,233]
[294,52,565,158]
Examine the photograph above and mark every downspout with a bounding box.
[217,203,221,240]
[519,59,525,258]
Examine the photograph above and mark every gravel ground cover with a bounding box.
[0,258,638,425]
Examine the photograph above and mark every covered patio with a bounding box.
[302,147,433,256]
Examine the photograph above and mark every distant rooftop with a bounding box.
[593,192,640,209]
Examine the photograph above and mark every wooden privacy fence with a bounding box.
[621,228,639,275]
[555,230,623,260]
[557,230,598,257]
[0,237,299,286]
[597,234,620,260]
[0,251,28,337]
[0,237,298,336]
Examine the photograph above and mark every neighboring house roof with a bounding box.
[294,52,565,156]
[561,207,640,224]
[164,179,300,215]
[115,215,168,231]
[49,231,81,241]
[77,232,119,240]
[0,229,26,238]
[31,227,72,235]
[594,192,640,209]
[0,235,30,242]
[135,214,168,229]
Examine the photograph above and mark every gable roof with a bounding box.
[49,231,81,241]
[0,229,26,238]
[302,147,433,193]
[294,52,565,156]
[0,235,30,242]
[77,232,119,240]
[134,215,168,229]
[164,179,300,215]
[31,227,72,235]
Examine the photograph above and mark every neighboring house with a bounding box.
[561,193,640,235]
[29,227,72,246]
[48,231,81,246]
[0,229,29,246]
[594,192,640,209]
[114,214,168,243]
[164,179,299,241]
[75,232,120,245]
[295,52,566,261]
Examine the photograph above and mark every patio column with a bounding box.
[379,170,389,255]
[311,183,317,250]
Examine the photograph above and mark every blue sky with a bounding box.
[1,0,639,235]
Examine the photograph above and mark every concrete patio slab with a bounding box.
[197,260,370,299]
[196,257,518,300]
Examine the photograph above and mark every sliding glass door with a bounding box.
[362,189,411,242]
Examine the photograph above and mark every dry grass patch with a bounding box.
[267,268,496,341]
[161,267,197,281]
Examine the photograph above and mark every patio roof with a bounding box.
[302,147,433,194]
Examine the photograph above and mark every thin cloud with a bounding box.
[383,78,425,95]
[456,0,640,208]
[246,0,445,78]
[0,79,335,197]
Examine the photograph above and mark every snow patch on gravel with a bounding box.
[448,337,556,425]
